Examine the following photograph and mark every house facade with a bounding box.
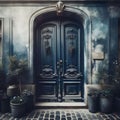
[0,0,120,105]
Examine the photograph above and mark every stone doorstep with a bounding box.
[35,102,87,109]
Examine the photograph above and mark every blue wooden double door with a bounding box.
[35,20,84,102]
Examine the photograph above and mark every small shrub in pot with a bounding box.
[100,89,114,114]
[111,58,120,112]
[22,90,34,113]
[112,80,120,112]
[7,56,28,97]
[10,96,26,118]
[7,56,20,97]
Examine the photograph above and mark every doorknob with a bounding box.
[57,60,63,67]
[59,60,63,66]
[57,60,63,75]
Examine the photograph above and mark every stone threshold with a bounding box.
[35,102,87,109]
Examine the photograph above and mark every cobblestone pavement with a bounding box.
[0,109,120,120]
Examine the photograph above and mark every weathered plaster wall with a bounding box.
[0,6,42,57]
[0,3,120,84]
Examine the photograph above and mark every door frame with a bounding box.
[35,20,84,102]
[29,5,91,103]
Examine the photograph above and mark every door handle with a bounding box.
[59,60,63,66]
[57,60,63,67]
[57,60,63,75]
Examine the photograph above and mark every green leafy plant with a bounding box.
[7,56,19,85]
[7,55,28,93]
[10,96,25,104]
[88,90,100,97]
[22,89,33,96]
[100,88,113,97]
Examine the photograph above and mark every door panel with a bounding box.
[63,23,79,67]
[37,23,58,102]
[61,22,83,102]
[40,24,57,75]
[62,22,81,77]
[36,21,84,102]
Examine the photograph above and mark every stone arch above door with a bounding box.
[29,5,91,85]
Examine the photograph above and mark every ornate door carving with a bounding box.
[35,21,84,102]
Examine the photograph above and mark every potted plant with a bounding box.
[111,58,120,112]
[113,79,120,112]
[100,88,114,114]
[22,90,34,113]
[7,56,20,97]
[10,96,26,118]
[87,90,100,113]
[7,56,28,97]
